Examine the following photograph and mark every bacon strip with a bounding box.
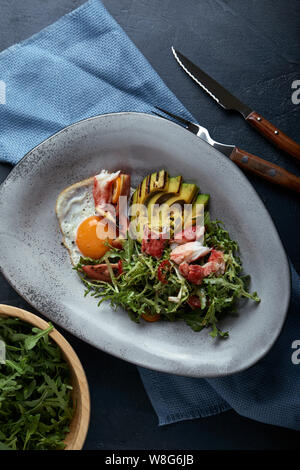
[93,170,120,217]
[142,228,168,259]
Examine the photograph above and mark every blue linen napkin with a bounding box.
[0,0,299,431]
[140,264,300,429]
[0,0,193,164]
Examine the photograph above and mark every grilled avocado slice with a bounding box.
[131,172,202,237]
[162,183,198,207]
[194,193,210,207]
[149,169,169,193]
[131,169,168,206]
[167,176,182,194]
[147,182,198,232]
[185,193,210,226]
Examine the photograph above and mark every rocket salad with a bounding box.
[0,317,73,450]
[56,168,260,338]
[76,208,260,339]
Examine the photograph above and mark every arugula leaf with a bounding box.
[0,441,12,450]
[0,316,73,450]
[24,324,54,350]
[76,213,260,339]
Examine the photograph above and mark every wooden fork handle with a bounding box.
[246,111,300,161]
[230,147,300,194]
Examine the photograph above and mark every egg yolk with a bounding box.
[76,215,114,259]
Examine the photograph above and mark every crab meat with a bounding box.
[170,241,211,264]
[179,262,203,285]
[93,170,120,217]
[206,249,226,276]
[179,249,225,285]
[172,225,205,245]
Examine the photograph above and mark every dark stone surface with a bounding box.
[0,0,299,450]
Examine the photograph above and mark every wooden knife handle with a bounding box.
[230,147,300,194]
[246,111,300,161]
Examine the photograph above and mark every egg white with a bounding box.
[56,177,95,265]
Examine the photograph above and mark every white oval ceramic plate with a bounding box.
[0,113,290,377]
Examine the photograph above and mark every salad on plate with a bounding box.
[56,169,260,338]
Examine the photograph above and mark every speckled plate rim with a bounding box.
[0,112,291,378]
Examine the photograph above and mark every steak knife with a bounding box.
[172,47,300,161]
[154,107,300,194]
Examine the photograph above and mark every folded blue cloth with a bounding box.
[0,0,192,164]
[140,264,300,429]
[0,0,299,431]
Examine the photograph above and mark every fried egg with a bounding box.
[56,177,114,265]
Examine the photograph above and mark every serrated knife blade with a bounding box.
[171,47,251,118]
[171,47,300,161]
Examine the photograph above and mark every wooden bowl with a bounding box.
[0,304,90,450]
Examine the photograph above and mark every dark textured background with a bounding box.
[0,0,299,449]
